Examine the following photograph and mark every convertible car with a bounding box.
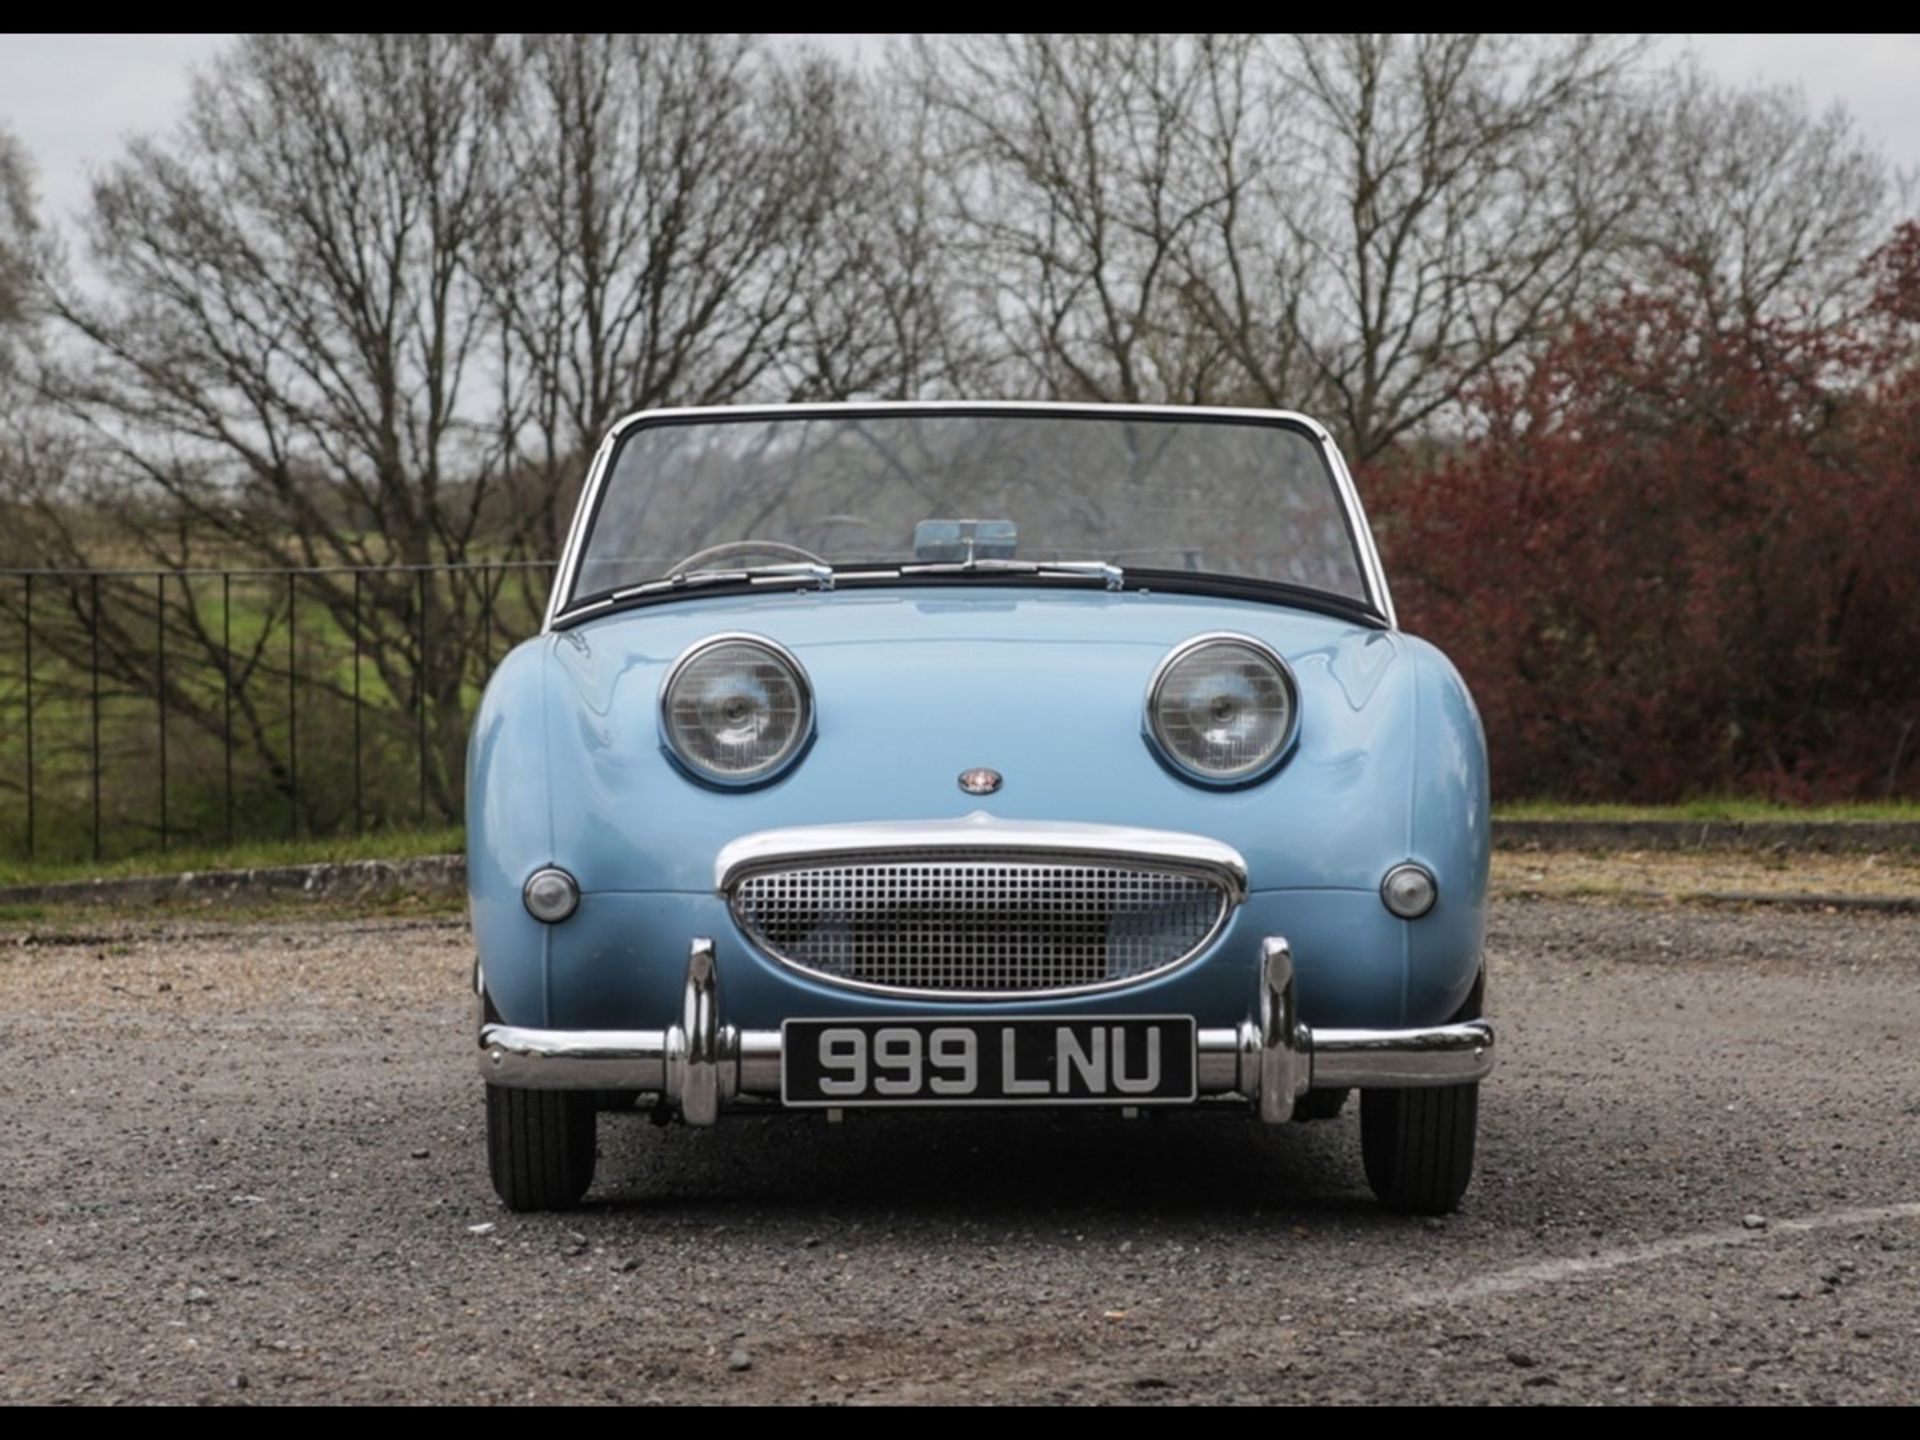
[469,403,1494,1214]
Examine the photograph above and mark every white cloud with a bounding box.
[1672,32,1920,176]
[0,33,231,227]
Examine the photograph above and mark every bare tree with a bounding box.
[40,34,518,817]
[486,34,859,559]
[21,34,884,826]
[785,69,986,401]
[0,125,33,340]
[1200,34,1650,459]
[1625,67,1895,327]
[908,33,1259,404]
[909,35,1652,458]
[0,125,51,567]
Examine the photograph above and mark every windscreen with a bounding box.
[570,410,1370,607]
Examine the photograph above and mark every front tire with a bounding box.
[1359,969,1485,1214]
[1359,1083,1479,1214]
[486,1085,597,1211]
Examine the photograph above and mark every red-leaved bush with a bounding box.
[1377,224,1920,802]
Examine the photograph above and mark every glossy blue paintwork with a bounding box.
[468,585,1488,1035]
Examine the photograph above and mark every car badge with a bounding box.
[958,767,1003,796]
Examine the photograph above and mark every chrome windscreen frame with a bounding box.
[713,814,1250,1002]
[541,402,1399,632]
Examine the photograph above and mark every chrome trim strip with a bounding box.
[713,813,1249,898]
[1310,1022,1494,1089]
[1195,1028,1245,1093]
[481,1023,669,1090]
[543,428,618,631]
[738,1028,783,1096]
[478,933,1494,1111]
[657,632,816,789]
[543,401,1395,633]
[1313,419,1397,629]
[1143,631,1302,787]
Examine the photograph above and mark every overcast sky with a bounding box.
[3,33,1916,232]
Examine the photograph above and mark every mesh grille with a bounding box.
[730,852,1231,994]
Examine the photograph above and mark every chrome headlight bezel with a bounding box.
[659,632,815,788]
[1144,632,1300,788]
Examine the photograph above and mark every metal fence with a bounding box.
[0,561,555,862]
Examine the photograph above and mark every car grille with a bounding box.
[728,853,1233,995]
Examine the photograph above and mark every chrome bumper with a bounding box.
[478,935,1495,1124]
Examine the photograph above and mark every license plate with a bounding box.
[781,1016,1197,1107]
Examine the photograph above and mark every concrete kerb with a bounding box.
[0,854,467,910]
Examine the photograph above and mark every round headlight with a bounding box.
[1381,862,1438,919]
[660,634,814,786]
[1146,633,1298,785]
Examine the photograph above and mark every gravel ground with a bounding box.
[2,900,1918,1405]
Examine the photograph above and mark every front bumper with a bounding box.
[478,936,1495,1123]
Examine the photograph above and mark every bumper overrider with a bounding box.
[478,936,1495,1124]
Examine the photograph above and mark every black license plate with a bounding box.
[781,1016,1197,1107]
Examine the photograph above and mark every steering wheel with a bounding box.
[669,539,832,574]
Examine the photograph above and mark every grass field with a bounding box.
[0,565,548,864]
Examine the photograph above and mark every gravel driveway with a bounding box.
[2,899,1916,1404]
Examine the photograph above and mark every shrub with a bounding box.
[1380,225,1920,802]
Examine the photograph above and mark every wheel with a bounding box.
[486,1085,597,1211]
[1358,970,1484,1214]
[1292,1087,1350,1122]
[1359,1083,1479,1214]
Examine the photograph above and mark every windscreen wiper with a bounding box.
[898,557,1125,591]
[577,556,1124,621]
[613,561,836,599]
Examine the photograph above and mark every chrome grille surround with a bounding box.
[717,817,1246,999]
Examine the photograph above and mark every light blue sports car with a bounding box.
[469,403,1494,1213]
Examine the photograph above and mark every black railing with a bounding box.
[1,561,555,862]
